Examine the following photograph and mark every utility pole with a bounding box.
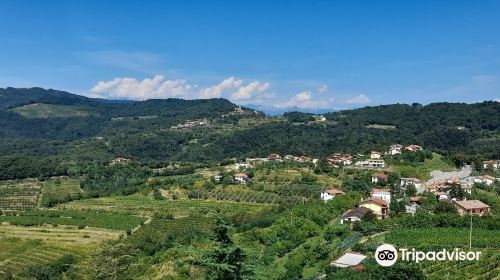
[469,211,473,250]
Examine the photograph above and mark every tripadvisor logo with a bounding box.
[375,244,482,267]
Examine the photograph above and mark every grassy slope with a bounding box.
[11,103,97,118]
[391,154,455,180]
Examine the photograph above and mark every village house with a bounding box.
[340,207,371,224]
[110,157,130,164]
[371,173,388,183]
[453,200,490,216]
[268,154,282,160]
[406,196,423,214]
[405,144,423,152]
[388,144,403,155]
[370,151,384,159]
[213,175,222,182]
[356,159,386,169]
[400,177,423,189]
[474,175,497,186]
[482,160,500,170]
[370,188,391,204]
[234,173,249,184]
[359,197,389,219]
[435,191,450,200]
[284,154,298,161]
[328,154,353,166]
[235,162,251,170]
[320,188,345,202]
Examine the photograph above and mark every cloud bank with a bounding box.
[89,74,370,109]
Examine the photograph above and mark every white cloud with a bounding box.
[199,77,243,99]
[89,75,272,102]
[277,91,334,109]
[231,81,270,100]
[345,94,370,104]
[319,84,328,93]
[90,75,195,100]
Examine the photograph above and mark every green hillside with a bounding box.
[11,103,98,118]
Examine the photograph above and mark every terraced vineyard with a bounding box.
[40,177,83,207]
[0,210,145,230]
[0,224,123,243]
[423,249,500,280]
[0,180,41,212]
[59,194,268,217]
[0,237,94,279]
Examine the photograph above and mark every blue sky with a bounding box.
[1,1,499,110]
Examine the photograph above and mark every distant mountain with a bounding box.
[0,87,498,181]
[245,104,336,115]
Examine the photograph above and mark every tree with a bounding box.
[449,184,464,199]
[434,201,458,214]
[390,200,406,216]
[199,212,250,280]
[405,184,417,197]
[362,210,377,222]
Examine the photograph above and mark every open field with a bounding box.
[11,103,97,118]
[58,194,268,217]
[0,209,145,230]
[391,154,455,180]
[0,180,41,212]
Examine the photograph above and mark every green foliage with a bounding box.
[198,213,250,280]
[22,254,77,280]
[434,201,458,214]
[0,210,145,230]
[80,163,151,196]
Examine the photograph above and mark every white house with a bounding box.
[405,144,423,152]
[474,175,497,186]
[234,173,249,184]
[400,178,423,189]
[370,188,391,204]
[213,175,222,182]
[388,144,403,155]
[370,151,384,159]
[371,173,388,183]
[356,160,385,169]
[340,207,370,224]
[482,160,500,170]
[320,188,345,202]
[235,163,251,170]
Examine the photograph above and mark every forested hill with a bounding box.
[0,87,499,180]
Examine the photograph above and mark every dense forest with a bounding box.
[0,87,499,180]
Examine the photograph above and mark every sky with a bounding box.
[0,1,499,111]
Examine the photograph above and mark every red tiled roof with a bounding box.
[454,200,490,210]
[360,197,388,207]
[324,188,345,195]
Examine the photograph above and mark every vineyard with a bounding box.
[0,237,94,279]
[187,188,304,204]
[385,228,500,249]
[59,194,268,217]
[40,177,83,207]
[0,180,42,212]
[0,209,145,230]
[423,249,500,280]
